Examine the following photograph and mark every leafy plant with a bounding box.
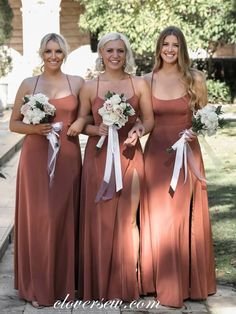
[0,0,13,77]
[76,0,236,56]
[206,79,231,104]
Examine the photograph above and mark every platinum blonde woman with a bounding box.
[70,32,154,301]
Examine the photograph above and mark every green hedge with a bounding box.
[206,79,231,104]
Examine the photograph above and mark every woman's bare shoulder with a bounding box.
[130,76,151,98]
[190,68,206,82]
[83,77,98,87]
[67,74,84,86]
[79,78,98,98]
[132,75,150,88]
[142,72,152,84]
[18,76,39,95]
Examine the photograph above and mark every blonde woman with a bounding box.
[10,33,84,307]
[71,32,154,301]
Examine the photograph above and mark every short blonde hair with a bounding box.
[95,32,136,74]
[39,33,69,60]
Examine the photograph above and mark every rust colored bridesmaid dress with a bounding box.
[14,76,81,306]
[143,73,216,307]
[78,76,153,301]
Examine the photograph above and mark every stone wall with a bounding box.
[60,0,90,52]
[7,0,90,56]
[8,0,23,54]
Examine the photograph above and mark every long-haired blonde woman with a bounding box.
[10,33,84,307]
[131,26,216,307]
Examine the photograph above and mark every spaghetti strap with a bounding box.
[129,75,136,97]
[151,71,154,96]
[96,76,100,98]
[66,75,73,94]
[33,75,40,95]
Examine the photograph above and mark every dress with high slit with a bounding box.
[14,75,81,306]
[142,72,216,307]
[78,76,153,301]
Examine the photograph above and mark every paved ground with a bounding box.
[0,109,236,313]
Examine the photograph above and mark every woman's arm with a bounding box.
[124,77,154,146]
[9,78,52,136]
[67,81,108,137]
[136,77,154,134]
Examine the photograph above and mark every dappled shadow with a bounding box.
[213,238,236,253]
[218,122,236,137]
[207,183,236,221]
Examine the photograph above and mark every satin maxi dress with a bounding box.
[142,73,216,307]
[14,76,81,306]
[78,76,153,301]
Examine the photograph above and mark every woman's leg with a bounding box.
[130,169,140,265]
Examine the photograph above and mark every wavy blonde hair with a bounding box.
[95,32,136,74]
[154,26,207,110]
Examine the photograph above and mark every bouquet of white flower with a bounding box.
[191,104,225,136]
[21,93,62,186]
[21,93,56,125]
[167,104,225,193]
[97,91,135,148]
[95,91,135,202]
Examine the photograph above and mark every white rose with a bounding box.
[119,102,127,110]
[43,103,56,115]
[207,111,218,122]
[200,114,208,124]
[24,109,34,123]
[206,128,217,136]
[34,93,49,104]
[205,120,218,130]
[104,101,113,112]
[21,103,31,116]
[22,116,30,124]
[31,108,46,124]
[116,116,128,128]
[201,105,215,115]
[98,106,106,116]
[112,104,124,115]
[103,112,119,126]
[109,94,121,105]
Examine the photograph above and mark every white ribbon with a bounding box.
[199,135,223,168]
[96,125,123,202]
[104,125,123,191]
[169,130,206,193]
[46,122,63,186]
[96,135,106,148]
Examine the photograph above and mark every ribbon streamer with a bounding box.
[96,135,106,148]
[95,125,123,202]
[169,130,206,193]
[46,122,63,186]
[199,136,223,168]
